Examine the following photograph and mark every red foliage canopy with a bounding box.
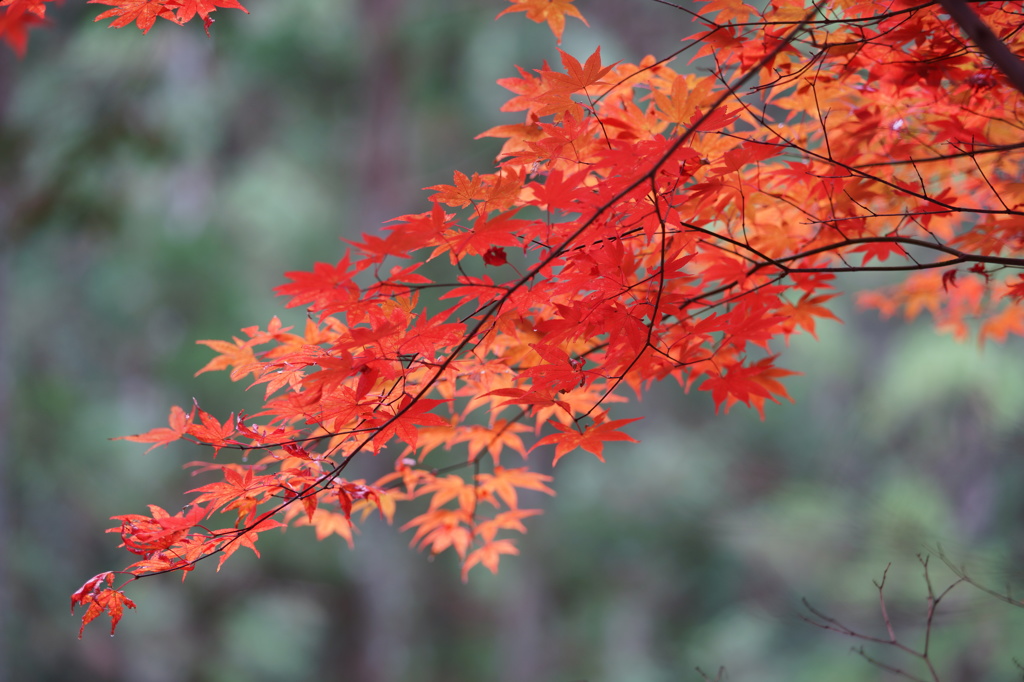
[39,0,1024,636]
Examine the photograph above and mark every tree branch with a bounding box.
[937,0,1024,96]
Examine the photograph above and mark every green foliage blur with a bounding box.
[2,1,1023,680]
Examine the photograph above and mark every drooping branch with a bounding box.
[71,0,1024,637]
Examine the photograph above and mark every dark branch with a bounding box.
[938,0,1024,96]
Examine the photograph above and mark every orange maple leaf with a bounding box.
[402,508,473,558]
[496,0,588,44]
[294,508,355,547]
[455,419,530,464]
[194,336,260,380]
[699,0,755,24]
[780,293,843,340]
[116,405,190,453]
[416,474,478,513]
[462,539,519,581]
[476,466,554,508]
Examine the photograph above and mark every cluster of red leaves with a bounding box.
[0,0,246,54]
[73,0,1024,636]
[88,0,247,35]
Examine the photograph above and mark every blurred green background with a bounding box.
[2,1,1024,680]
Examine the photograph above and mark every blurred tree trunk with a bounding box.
[0,52,14,682]
[355,0,411,232]
[352,3,417,681]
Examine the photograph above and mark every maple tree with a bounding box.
[14,0,1017,639]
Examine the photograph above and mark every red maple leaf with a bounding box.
[188,465,276,524]
[533,414,641,465]
[171,0,246,27]
[483,246,508,266]
[184,401,238,455]
[0,0,49,56]
[109,503,206,556]
[89,0,177,33]
[71,572,137,638]
[371,395,450,454]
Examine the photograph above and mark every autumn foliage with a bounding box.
[30,0,1024,636]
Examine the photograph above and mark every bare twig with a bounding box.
[801,556,968,682]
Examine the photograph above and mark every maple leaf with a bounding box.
[371,395,450,454]
[402,508,473,558]
[651,74,715,126]
[295,508,355,547]
[519,343,592,393]
[780,293,842,339]
[116,405,190,453]
[89,0,177,33]
[352,487,398,524]
[184,401,237,455]
[526,167,592,211]
[195,336,260,380]
[109,503,207,556]
[699,0,755,24]
[533,415,641,466]
[698,357,798,419]
[428,170,487,209]
[274,255,361,314]
[0,0,48,56]
[462,539,519,581]
[455,419,531,464]
[1006,275,1024,300]
[474,509,544,538]
[476,466,554,508]
[493,63,549,114]
[415,474,478,513]
[481,386,573,418]
[71,572,137,638]
[496,0,588,44]
[850,239,909,265]
[546,47,615,97]
[942,269,958,292]
[979,305,1024,344]
[188,465,275,524]
[215,517,286,570]
[170,0,247,28]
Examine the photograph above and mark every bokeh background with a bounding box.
[2,1,1024,680]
